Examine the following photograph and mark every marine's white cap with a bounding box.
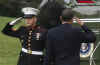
[22,7,39,18]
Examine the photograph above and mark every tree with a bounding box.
[0,0,41,17]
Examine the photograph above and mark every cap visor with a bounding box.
[24,14,36,18]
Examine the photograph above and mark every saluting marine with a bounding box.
[2,7,47,65]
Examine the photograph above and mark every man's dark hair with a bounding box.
[61,8,74,21]
[38,1,66,29]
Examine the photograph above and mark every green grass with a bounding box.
[0,16,21,65]
[0,16,100,65]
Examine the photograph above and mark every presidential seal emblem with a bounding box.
[80,43,94,58]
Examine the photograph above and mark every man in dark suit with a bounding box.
[44,8,96,65]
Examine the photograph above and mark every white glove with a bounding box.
[9,17,23,25]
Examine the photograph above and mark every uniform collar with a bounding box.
[26,25,38,30]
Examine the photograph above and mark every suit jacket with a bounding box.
[44,23,96,65]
